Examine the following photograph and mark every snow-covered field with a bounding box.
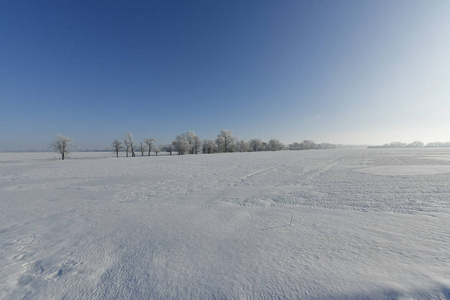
[1,149,450,299]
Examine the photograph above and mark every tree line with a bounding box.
[51,130,337,160]
[110,130,289,157]
[368,141,450,149]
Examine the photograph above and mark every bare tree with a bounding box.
[125,133,136,157]
[111,139,123,158]
[145,138,156,156]
[52,134,74,160]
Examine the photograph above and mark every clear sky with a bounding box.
[1,0,449,151]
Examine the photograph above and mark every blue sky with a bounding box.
[1,0,449,150]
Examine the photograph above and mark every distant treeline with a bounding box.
[287,140,336,150]
[368,141,450,149]
[110,130,337,158]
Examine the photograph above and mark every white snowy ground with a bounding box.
[1,149,450,299]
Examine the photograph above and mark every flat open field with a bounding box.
[1,149,450,299]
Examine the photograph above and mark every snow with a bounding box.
[355,165,450,176]
[1,149,450,299]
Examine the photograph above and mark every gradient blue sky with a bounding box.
[1,0,449,150]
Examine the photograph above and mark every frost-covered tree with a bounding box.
[301,140,315,150]
[425,141,450,147]
[215,136,225,153]
[217,130,235,152]
[125,133,136,157]
[172,134,190,155]
[268,139,284,151]
[123,139,130,157]
[203,139,215,154]
[163,144,174,155]
[52,134,74,160]
[249,138,263,152]
[153,146,160,156]
[260,142,269,151]
[229,141,237,152]
[407,141,424,148]
[172,132,201,155]
[139,142,146,156]
[185,131,201,154]
[320,143,336,149]
[145,138,156,156]
[192,135,202,154]
[288,140,335,150]
[289,142,301,150]
[238,140,250,152]
[111,139,123,158]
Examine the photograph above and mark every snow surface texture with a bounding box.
[1,149,450,299]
